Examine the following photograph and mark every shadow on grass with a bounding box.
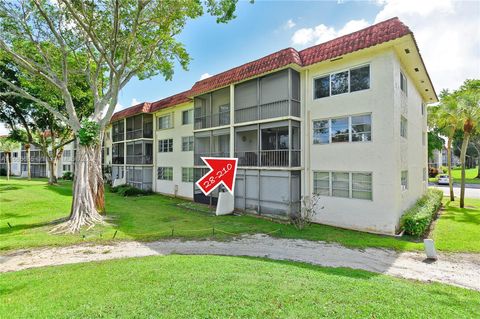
[0,184,23,193]
[0,219,64,235]
[441,201,480,225]
[44,182,73,197]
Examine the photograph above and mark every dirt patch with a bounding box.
[1,234,479,291]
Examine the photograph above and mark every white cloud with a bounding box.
[291,0,478,92]
[199,73,212,80]
[291,19,369,46]
[131,98,140,106]
[375,0,479,91]
[114,102,125,112]
[284,19,296,29]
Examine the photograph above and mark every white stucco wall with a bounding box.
[154,102,194,199]
[303,49,427,234]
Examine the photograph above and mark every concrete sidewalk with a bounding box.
[1,235,479,291]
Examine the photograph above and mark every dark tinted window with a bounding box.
[314,76,330,99]
[350,65,370,92]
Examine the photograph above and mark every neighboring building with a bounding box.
[429,148,460,169]
[104,17,438,235]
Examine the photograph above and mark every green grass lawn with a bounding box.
[432,198,480,252]
[430,166,480,184]
[0,177,478,253]
[1,255,478,318]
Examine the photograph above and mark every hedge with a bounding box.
[400,189,443,237]
[110,185,152,197]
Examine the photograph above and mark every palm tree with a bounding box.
[0,137,20,180]
[428,92,462,201]
[457,89,480,208]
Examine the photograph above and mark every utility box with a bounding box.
[216,191,234,216]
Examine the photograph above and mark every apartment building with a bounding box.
[1,18,436,235]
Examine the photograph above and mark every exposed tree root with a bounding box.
[50,214,105,234]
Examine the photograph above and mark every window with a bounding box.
[401,116,408,138]
[331,117,349,143]
[314,76,330,99]
[332,172,350,198]
[422,132,426,146]
[157,167,173,180]
[158,139,173,153]
[182,109,194,125]
[13,152,18,158]
[350,65,370,92]
[313,171,330,196]
[351,114,372,142]
[313,114,371,144]
[352,172,372,200]
[313,171,372,201]
[314,65,370,99]
[330,71,349,95]
[421,103,425,116]
[400,72,408,95]
[158,114,173,130]
[106,147,110,156]
[312,120,329,144]
[182,136,194,152]
[62,165,71,171]
[63,150,71,158]
[401,170,408,191]
[182,167,194,182]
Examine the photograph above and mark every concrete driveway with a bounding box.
[430,184,480,199]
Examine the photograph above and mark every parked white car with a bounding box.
[437,174,450,185]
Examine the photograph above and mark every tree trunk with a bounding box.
[477,157,480,179]
[93,143,106,214]
[26,145,31,180]
[459,133,470,208]
[52,144,104,233]
[447,137,454,201]
[6,152,10,181]
[48,158,58,184]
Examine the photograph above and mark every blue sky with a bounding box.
[116,0,381,109]
[1,0,478,134]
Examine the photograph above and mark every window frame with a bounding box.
[401,170,408,191]
[312,113,372,145]
[313,63,371,100]
[182,167,194,183]
[157,113,174,130]
[400,116,408,139]
[158,138,174,153]
[181,136,194,152]
[312,171,373,201]
[157,167,173,181]
[182,109,194,125]
[400,71,408,95]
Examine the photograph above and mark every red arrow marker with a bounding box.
[195,157,238,196]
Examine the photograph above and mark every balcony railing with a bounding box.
[235,99,300,124]
[235,149,301,167]
[194,151,229,165]
[125,155,153,165]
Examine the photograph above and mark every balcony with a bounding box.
[126,140,153,165]
[234,121,300,168]
[194,130,230,166]
[194,87,230,130]
[235,99,300,124]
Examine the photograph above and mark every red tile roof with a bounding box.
[111,17,426,121]
[149,90,191,113]
[111,102,152,122]
[189,17,411,96]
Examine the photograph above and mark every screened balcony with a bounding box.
[194,87,230,130]
[234,68,300,124]
[125,114,153,140]
[21,150,46,163]
[234,120,300,167]
[126,140,153,165]
[112,120,125,142]
[194,129,230,165]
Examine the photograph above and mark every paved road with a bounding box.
[430,184,480,199]
[1,235,479,291]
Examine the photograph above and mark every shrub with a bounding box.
[400,189,443,237]
[62,171,74,180]
[428,167,439,178]
[0,168,6,176]
[110,184,152,197]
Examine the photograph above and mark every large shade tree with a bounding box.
[0,0,239,232]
